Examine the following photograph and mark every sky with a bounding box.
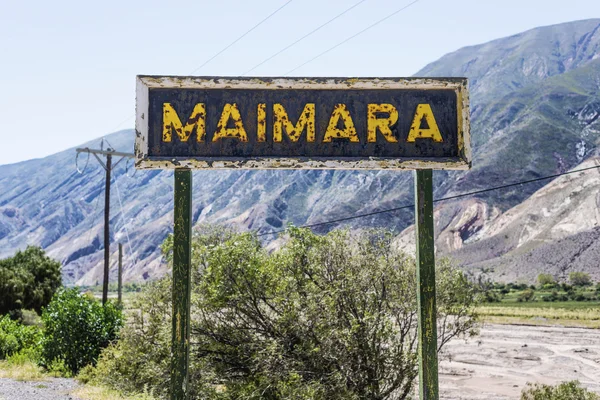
[1,0,599,165]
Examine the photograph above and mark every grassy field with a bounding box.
[477,285,600,328]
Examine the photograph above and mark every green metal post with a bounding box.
[414,169,439,400]
[172,169,192,400]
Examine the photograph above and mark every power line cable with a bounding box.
[242,0,368,76]
[257,163,600,237]
[84,182,103,246]
[113,174,137,270]
[284,0,421,75]
[106,1,294,133]
[190,0,294,75]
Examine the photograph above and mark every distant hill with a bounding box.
[0,19,599,285]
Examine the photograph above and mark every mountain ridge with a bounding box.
[1,19,600,284]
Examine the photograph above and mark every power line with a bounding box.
[106,1,294,132]
[242,0,368,76]
[113,175,137,271]
[284,0,422,75]
[257,163,600,237]
[190,0,294,75]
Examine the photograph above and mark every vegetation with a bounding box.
[85,226,479,400]
[0,246,61,318]
[521,380,599,400]
[569,272,592,287]
[40,288,123,375]
[537,273,556,287]
[0,315,41,360]
[0,350,46,381]
[475,274,600,327]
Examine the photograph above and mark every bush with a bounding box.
[0,315,41,360]
[40,288,122,375]
[569,272,592,287]
[517,289,535,302]
[94,226,479,400]
[521,380,599,399]
[537,273,556,287]
[0,246,62,318]
[561,283,573,292]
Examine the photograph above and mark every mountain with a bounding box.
[395,156,600,282]
[1,19,599,285]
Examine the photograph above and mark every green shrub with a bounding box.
[81,278,177,398]
[569,272,592,287]
[521,380,599,399]
[517,289,535,302]
[40,288,122,375]
[95,226,479,400]
[0,246,62,317]
[537,273,556,287]
[0,315,41,360]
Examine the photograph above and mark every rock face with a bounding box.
[0,19,599,285]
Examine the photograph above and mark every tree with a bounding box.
[537,273,555,287]
[0,246,61,317]
[569,272,592,287]
[99,225,478,399]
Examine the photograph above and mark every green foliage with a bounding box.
[521,380,599,400]
[0,315,41,360]
[517,289,535,302]
[569,272,592,287]
[81,278,178,399]
[537,273,556,287]
[40,288,123,375]
[0,246,62,317]
[95,225,479,400]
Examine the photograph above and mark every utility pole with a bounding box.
[76,146,134,305]
[118,243,123,305]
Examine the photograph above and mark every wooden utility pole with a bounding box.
[76,146,134,305]
[103,154,112,305]
[118,243,123,305]
[414,169,439,400]
[171,169,192,400]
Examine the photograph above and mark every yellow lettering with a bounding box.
[367,103,398,143]
[273,103,315,142]
[162,103,206,142]
[407,104,443,142]
[323,104,359,143]
[212,103,248,142]
[257,103,266,142]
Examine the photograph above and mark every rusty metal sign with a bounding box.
[135,76,470,170]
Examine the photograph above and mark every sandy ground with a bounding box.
[439,324,600,399]
[0,324,598,399]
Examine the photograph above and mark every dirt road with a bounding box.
[440,324,600,399]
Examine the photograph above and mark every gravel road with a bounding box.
[0,377,80,400]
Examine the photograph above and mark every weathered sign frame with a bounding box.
[135,76,471,170]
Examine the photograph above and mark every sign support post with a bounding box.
[414,169,439,400]
[171,169,192,400]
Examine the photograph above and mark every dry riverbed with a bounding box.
[439,324,600,399]
[0,324,598,399]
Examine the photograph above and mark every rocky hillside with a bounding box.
[0,19,599,285]
[396,157,600,282]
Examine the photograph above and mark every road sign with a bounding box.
[135,75,470,400]
[135,76,470,170]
